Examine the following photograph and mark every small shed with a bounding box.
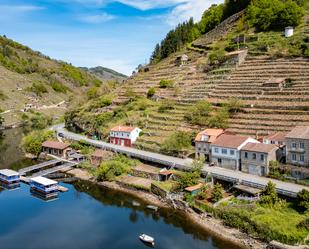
[91,149,114,166]
[175,54,189,66]
[285,26,294,38]
[159,169,173,182]
[226,49,248,66]
[262,78,286,90]
[67,150,85,162]
[42,141,70,158]
[185,183,204,196]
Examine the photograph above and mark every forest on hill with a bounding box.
[150,0,307,63]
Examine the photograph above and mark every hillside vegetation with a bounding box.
[65,0,309,155]
[0,36,123,126]
[80,66,127,82]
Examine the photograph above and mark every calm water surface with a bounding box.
[0,181,242,249]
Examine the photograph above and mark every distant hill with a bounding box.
[0,35,104,126]
[80,66,127,82]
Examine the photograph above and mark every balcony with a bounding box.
[289,147,305,153]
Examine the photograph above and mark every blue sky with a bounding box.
[0,0,222,75]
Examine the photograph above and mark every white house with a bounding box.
[109,126,142,147]
[210,134,259,171]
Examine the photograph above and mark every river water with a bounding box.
[0,129,242,249]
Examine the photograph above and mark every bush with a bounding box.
[247,0,304,31]
[51,81,69,93]
[27,82,48,96]
[21,130,53,156]
[178,160,203,190]
[158,100,175,113]
[224,98,243,115]
[161,131,192,155]
[159,79,174,88]
[259,181,284,208]
[208,49,226,65]
[212,183,224,202]
[297,189,309,212]
[185,100,213,125]
[208,108,229,129]
[27,112,52,130]
[147,87,156,98]
[95,155,138,181]
[87,86,99,99]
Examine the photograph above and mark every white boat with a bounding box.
[139,234,155,245]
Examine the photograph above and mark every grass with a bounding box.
[153,180,177,192]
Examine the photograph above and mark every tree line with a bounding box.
[150,0,306,63]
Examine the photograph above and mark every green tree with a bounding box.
[212,183,224,202]
[225,98,244,115]
[297,189,309,212]
[259,181,282,207]
[161,131,192,155]
[21,130,53,157]
[208,108,230,129]
[185,100,213,125]
[247,0,304,31]
[178,159,203,189]
[199,4,224,34]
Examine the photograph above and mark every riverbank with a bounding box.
[66,168,267,249]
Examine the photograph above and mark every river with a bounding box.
[0,180,243,249]
[0,129,242,249]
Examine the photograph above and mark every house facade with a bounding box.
[240,143,278,176]
[109,126,141,147]
[263,131,287,162]
[42,141,70,158]
[195,128,225,161]
[210,134,259,171]
[285,126,309,167]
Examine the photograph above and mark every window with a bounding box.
[300,142,304,149]
[222,149,227,155]
[292,153,297,161]
[214,148,219,153]
[252,153,256,160]
[300,155,305,162]
[292,143,297,148]
[260,154,265,161]
[230,150,235,156]
[218,158,222,163]
[244,152,248,159]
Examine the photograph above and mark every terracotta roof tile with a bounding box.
[211,134,251,149]
[42,141,70,150]
[263,132,287,142]
[195,129,225,143]
[110,126,136,133]
[286,126,309,139]
[242,143,278,154]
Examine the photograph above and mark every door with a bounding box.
[248,165,259,175]
[121,139,125,146]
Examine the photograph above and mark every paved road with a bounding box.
[53,124,309,197]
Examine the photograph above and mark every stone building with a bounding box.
[226,49,248,66]
[285,126,309,167]
[240,143,278,176]
[42,141,70,158]
[195,128,225,161]
[175,54,189,66]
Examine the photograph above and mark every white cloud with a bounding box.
[117,0,185,10]
[0,5,44,14]
[166,0,224,26]
[79,13,116,23]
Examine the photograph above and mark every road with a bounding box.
[53,124,309,197]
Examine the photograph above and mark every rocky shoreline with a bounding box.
[66,168,267,249]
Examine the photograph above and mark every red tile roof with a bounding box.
[211,134,251,149]
[42,141,70,150]
[92,149,109,158]
[159,170,173,176]
[264,78,286,85]
[286,126,309,139]
[263,132,287,142]
[110,126,136,133]
[242,143,278,154]
[195,129,225,143]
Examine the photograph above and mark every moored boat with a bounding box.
[139,234,155,246]
[0,169,20,185]
[29,176,58,198]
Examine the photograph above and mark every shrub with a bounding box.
[208,108,229,129]
[178,160,203,190]
[212,183,224,202]
[224,98,243,115]
[21,130,53,156]
[87,86,99,99]
[95,155,138,181]
[158,100,175,113]
[147,87,156,98]
[185,100,213,125]
[297,217,309,230]
[208,49,226,65]
[51,81,69,93]
[259,181,284,208]
[297,189,309,212]
[159,79,174,88]
[27,82,48,96]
